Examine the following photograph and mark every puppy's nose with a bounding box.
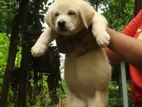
[58,20,66,28]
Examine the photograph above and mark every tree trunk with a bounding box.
[17,45,31,107]
[0,15,19,107]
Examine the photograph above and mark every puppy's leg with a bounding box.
[65,91,85,107]
[88,90,108,107]
[91,12,110,47]
[31,26,54,57]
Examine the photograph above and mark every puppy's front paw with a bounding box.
[31,43,47,57]
[96,31,110,47]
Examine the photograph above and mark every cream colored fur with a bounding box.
[31,0,111,107]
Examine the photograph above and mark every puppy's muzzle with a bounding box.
[58,20,66,30]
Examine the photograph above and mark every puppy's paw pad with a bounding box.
[31,44,46,57]
[96,31,110,47]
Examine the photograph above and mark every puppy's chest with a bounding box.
[55,30,98,55]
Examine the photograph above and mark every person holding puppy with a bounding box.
[106,9,142,107]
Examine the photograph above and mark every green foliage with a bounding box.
[28,75,51,107]
[109,82,122,107]
[0,0,17,33]
[90,0,134,31]
[15,46,22,68]
[0,33,9,97]
[102,0,134,31]
[0,34,9,71]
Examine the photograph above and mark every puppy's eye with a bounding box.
[54,12,59,17]
[68,10,76,15]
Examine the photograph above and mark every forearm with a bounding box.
[107,28,142,69]
[31,26,54,57]
[36,27,54,46]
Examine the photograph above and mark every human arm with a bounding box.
[106,28,142,70]
[106,9,142,69]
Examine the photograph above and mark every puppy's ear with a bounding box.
[79,1,95,29]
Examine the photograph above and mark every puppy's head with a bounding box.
[45,0,95,36]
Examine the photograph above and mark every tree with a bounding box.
[90,0,134,31]
[0,0,62,107]
[0,0,17,33]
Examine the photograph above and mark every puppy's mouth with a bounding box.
[57,20,68,31]
[56,20,76,35]
[58,26,68,32]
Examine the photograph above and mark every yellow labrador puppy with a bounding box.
[31,0,111,107]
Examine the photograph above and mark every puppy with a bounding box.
[31,0,111,107]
